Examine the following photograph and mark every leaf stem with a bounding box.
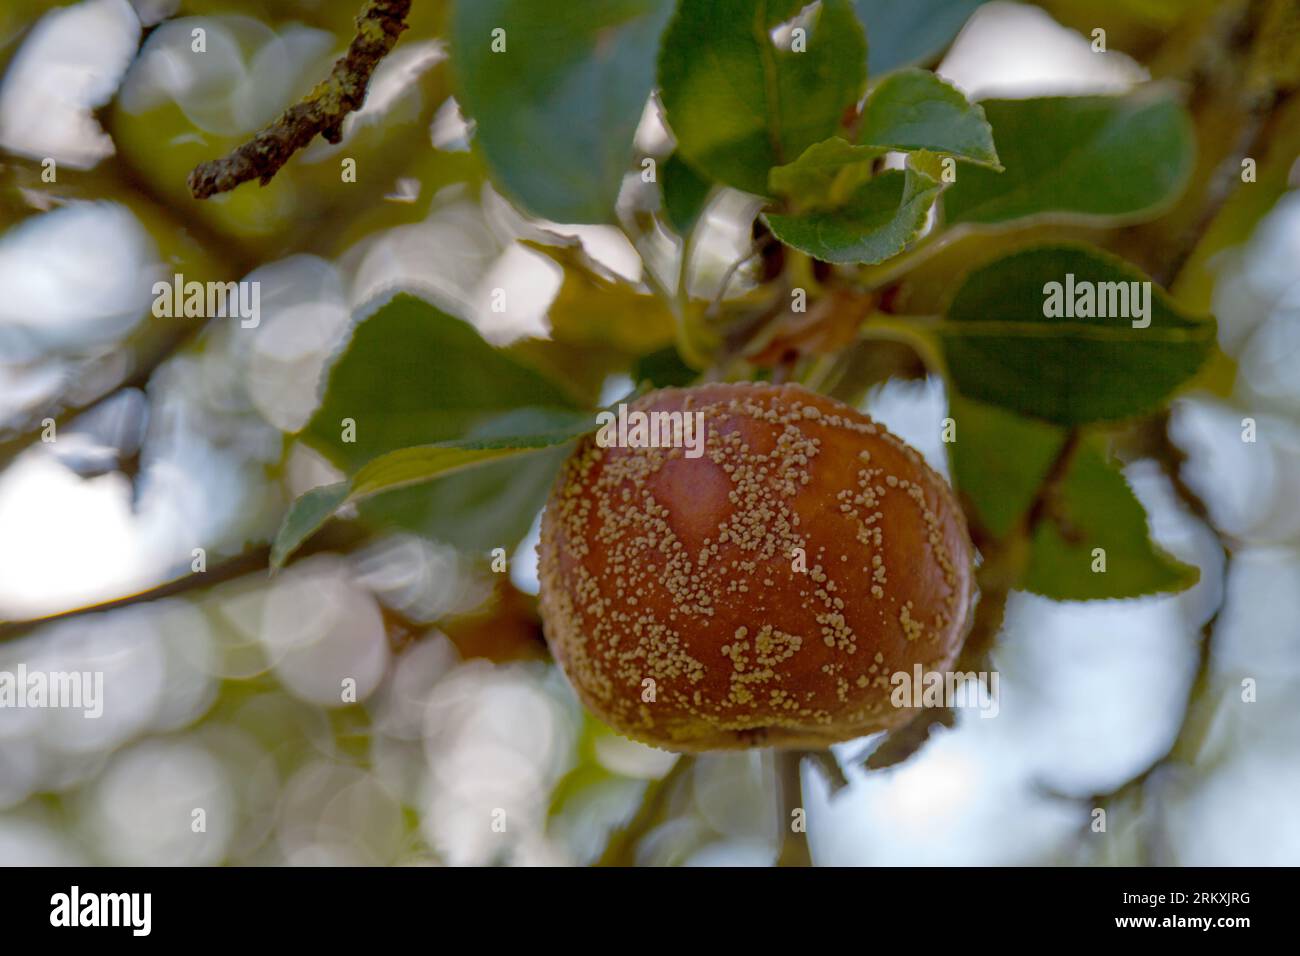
[858,313,947,377]
[775,749,812,866]
[620,219,713,369]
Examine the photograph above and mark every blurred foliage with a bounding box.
[523,239,678,353]
[660,152,713,238]
[285,293,585,558]
[853,0,987,75]
[450,0,672,223]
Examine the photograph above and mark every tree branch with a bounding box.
[187,0,412,199]
[0,150,265,474]
[0,523,368,644]
[596,756,695,867]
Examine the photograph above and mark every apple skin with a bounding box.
[538,382,974,752]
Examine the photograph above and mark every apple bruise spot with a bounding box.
[651,452,732,555]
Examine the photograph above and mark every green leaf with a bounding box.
[347,415,595,501]
[943,90,1195,226]
[289,291,585,558]
[763,167,940,264]
[358,449,569,556]
[270,483,350,569]
[302,291,581,474]
[273,410,596,568]
[661,153,713,237]
[1023,441,1199,600]
[904,149,950,182]
[659,0,867,196]
[938,244,1216,424]
[450,0,674,223]
[948,396,1066,541]
[632,345,697,388]
[768,136,881,208]
[853,0,985,75]
[857,68,1000,168]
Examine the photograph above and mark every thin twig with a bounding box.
[1156,90,1276,288]
[187,0,412,199]
[803,747,851,794]
[705,241,767,319]
[0,524,368,644]
[596,756,694,866]
[0,151,263,473]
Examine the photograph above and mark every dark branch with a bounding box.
[0,523,368,645]
[596,756,694,867]
[187,0,412,200]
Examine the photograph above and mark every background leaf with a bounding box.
[853,0,985,75]
[451,0,674,223]
[1022,440,1199,600]
[661,153,714,237]
[298,291,583,554]
[659,0,867,196]
[857,68,1000,168]
[274,409,596,567]
[948,396,1066,541]
[632,345,698,388]
[348,412,595,502]
[942,91,1195,227]
[303,292,580,472]
[270,483,350,569]
[764,167,939,263]
[938,244,1215,424]
[358,449,567,555]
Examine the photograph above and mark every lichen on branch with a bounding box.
[186,0,412,200]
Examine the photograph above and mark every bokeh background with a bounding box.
[0,0,1297,866]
